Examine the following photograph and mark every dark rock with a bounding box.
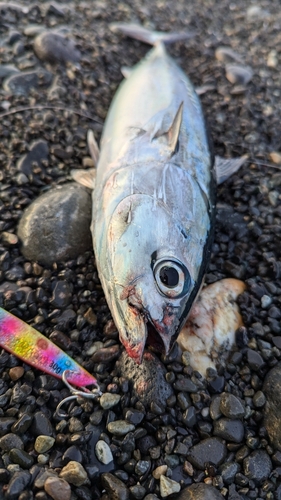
[5,471,31,500]
[219,392,245,418]
[173,378,198,392]
[246,349,265,370]
[263,362,281,449]
[124,409,144,425]
[34,31,81,64]
[62,446,83,465]
[0,433,24,452]
[208,376,225,394]
[176,482,224,499]
[243,450,272,485]
[51,281,72,309]
[3,70,53,96]
[219,461,240,485]
[214,418,244,443]
[0,417,16,436]
[130,484,146,499]
[9,448,34,469]
[31,411,53,437]
[101,472,129,500]
[91,345,120,364]
[17,139,49,176]
[182,406,197,427]
[116,351,173,407]
[187,437,227,469]
[137,435,157,455]
[17,183,92,266]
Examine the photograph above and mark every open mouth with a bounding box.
[146,322,166,354]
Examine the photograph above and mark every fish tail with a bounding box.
[109,23,195,46]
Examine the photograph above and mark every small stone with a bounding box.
[219,392,245,418]
[0,64,20,79]
[261,295,272,308]
[269,152,281,164]
[246,349,265,370]
[102,472,129,500]
[31,412,53,437]
[34,436,55,454]
[9,448,34,469]
[107,420,135,436]
[100,393,121,410]
[252,390,266,408]
[51,281,72,309]
[159,475,181,497]
[3,70,53,96]
[153,465,168,479]
[187,437,227,469]
[11,413,33,435]
[220,461,240,485]
[214,419,244,443]
[0,433,24,452]
[34,31,81,64]
[130,484,146,499]
[9,367,25,381]
[5,471,31,499]
[95,440,113,465]
[243,450,272,485]
[135,460,150,476]
[0,418,16,437]
[17,184,92,266]
[44,476,71,500]
[62,445,83,465]
[225,64,253,85]
[91,345,120,363]
[84,308,97,326]
[59,461,88,486]
[124,409,144,425]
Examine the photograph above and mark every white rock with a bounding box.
[95,440,113,465]
[261,295,272,309]
[100,393,121,410]
[160,475,181,497]
[153,465,168,479]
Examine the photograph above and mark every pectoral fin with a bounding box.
[87,130,100,166]
[71,168,96,190]
[215,154,248,184]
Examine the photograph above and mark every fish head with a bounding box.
[103,192,208,363]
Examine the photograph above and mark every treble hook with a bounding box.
[56,370,102,418]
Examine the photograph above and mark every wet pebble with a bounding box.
[219,392,245,418]
[44,476,71,500]
[102,472,129,500]
[95,440,113,465]
[17,184,92,265]
[263,362,281,448]
[31,412,53,437]
[51,281,72,308]
[0,433,24,452]
[9,448,34,469]
[0,417,16,437]
[59,461,88,486]
[214,418,244,443]
[107,420,135,436]
[34,31,81,64]
[62,445,83,465]
[9,367,25,381]
[130,484,146,499]
[100,392,121,409]
[5,470,31,499]
[160,475,181,497]
[34,435,55,454]
[246,349,265,370]
[187,437,227,469]
[243,450,272,485]
[3,69,53,95]
[215,46,243,64]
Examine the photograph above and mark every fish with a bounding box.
[72,24,247,364]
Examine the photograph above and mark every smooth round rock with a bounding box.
[9,448,34,469]
[0,433,24,452]
[34,436,55,454]
[116,351,173,407]
[187,438,227,469]
[213,418,244,443]
[100,393,121,410]
[101,472,129,500]
[44,476,71,500]
[59,461,88,486]
[34,31,81,64]
[225,64,253,85]
[95,440,113,465]
[107,420,135,436]
[5,471,31,499]
[17,183,92,265]
[219,392,245,418]
[31,412,53,437]
[17,139,49,176]
[176,482,224,499]
[243,450,272,485]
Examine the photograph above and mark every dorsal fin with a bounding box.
[153,102,183,154]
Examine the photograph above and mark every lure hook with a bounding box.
[56,370,102,418]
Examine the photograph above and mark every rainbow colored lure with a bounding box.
[0,307,99,390]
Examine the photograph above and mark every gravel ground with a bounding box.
[1,1,281,500]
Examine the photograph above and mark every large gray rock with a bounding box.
[3,69,53,96]
[34,31,81,64]
[187,437,227,470]
[116,351,173,407]
[263,362,281,449]
[17,183,92,266]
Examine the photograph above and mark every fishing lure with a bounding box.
[0,307,100,393]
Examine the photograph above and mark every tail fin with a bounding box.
[110,23,195,46]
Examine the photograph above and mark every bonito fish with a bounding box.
[73,24,246,364]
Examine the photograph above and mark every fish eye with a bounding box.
[153,258,190,298]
